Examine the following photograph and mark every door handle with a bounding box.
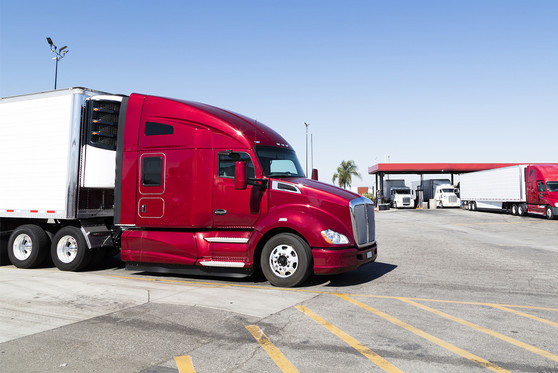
[141,205,146,213]
[214,209,227,215]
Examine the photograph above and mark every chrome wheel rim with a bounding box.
[269,244,298,278]
[57,235,78,264]
[13,234,32,261]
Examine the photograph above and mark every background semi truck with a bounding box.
[460,164,558,219]
[411,179,460,208]
[0,88,377,287]
[382,179,415,209]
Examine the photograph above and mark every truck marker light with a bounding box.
[279,218,287,222]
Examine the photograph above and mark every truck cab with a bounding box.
[525,164,558,219]
[434,185,460,208]
[116,94,377,286]
[390,187,415,209]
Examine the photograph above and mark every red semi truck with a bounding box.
[460,164,558,219]
[0,88,377,287]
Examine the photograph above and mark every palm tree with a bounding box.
[332,160,361,189]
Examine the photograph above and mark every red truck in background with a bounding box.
[460,164,558,219]
[0,88,377,287]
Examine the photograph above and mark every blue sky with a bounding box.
[1,1,557,187]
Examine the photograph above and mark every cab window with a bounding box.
[218,152,255,179]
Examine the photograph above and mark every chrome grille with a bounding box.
[349,197,376,248]
[403,197,411,204]
[449,195,457,203]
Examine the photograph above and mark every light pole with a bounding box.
[46,37,69,89]
[304,122,310,177]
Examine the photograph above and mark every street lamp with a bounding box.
[304,122,310,177]
[46,37,69,89]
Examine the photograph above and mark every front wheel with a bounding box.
[51,226,92,271]
[546,206,555,220]
[261,233,312,287]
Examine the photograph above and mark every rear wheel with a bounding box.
[51,226,92,271]
[8,225,49,268]
[511,204,518,216]
[261,233,312,287]
[518,204,527,216]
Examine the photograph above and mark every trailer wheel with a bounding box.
[261,233,312,287]
[546,206,555,220]
[518,204,526,216]
[7,225,49,268]
[511,204,518,216]
[51,226,92,271]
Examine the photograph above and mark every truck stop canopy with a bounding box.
[368,163,521,204]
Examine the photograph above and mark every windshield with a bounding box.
[393,189,410,195]
[255,146,305,178]
[547,181,558,192]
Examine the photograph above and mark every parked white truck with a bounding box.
[412,179,460,208]
[383,180,415,209]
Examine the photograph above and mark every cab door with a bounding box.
[212,151,265,227]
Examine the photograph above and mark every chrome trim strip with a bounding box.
[199,261,246,268]
[204,237,249,244]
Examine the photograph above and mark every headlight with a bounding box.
[321,229,349,244]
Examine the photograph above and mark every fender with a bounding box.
[254,203,354,248]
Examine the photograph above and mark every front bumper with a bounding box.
[312,242,377,275]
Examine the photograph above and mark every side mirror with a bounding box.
[234,161,247,190]
[311,168,319,180]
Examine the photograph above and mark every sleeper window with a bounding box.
[142,157,163,186]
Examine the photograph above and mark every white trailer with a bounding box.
[0,88,123,269]
[460,165,527,211]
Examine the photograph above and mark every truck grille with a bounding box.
[349,197,376,248]
[403,197,411,205]
[449,195,457,203]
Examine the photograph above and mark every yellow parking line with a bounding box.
[337,294,509,372]
[488,305,558,328]
[174,355,196,373]
[399,298,558,362]
[295,305,403,372]
[245,325,298,373]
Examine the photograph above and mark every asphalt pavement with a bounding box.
[1,208,557,372]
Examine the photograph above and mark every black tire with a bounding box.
[511,204,518,216]
[51,226,92,271]
[261,233,312,287]
[7,225,49,269]
[546,206,555,220]
[518,204,527,216]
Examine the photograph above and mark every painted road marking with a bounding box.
[245,325,298,373]
[174,355,196,373]
[296,305,403,372]
[337,294,509,372]
[399,298,558,362]
[488,304,558,328]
